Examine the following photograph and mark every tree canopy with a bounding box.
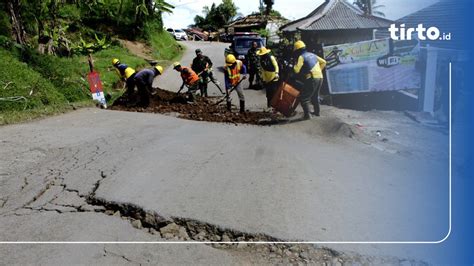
[193,0,238,31]
[1,0,175,52]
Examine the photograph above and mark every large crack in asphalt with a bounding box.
[1,140,427,265]
[83,178,427,265]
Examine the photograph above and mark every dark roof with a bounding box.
[281,0,392,32]
[227,14,288,28]
[396,0,466,49]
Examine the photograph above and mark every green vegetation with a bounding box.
[0,49,65,111]
[193,0,238,31]
[147,27,184,61]
[0,0,183,125]
[0,45,152,124]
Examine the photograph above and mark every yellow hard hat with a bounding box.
[226,54,236,65]
[112,58,120,65]
[155,65,163,74]
[293,40,306,51]
[173,62,181,69]
[256,47,271,56]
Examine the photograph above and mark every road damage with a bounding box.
[111,88,280,125]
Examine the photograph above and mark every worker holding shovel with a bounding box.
[191,49,222,97]
[173,62,200,102]
[133,65,163,107]
[112,58,136,101]
[224,54,247,113]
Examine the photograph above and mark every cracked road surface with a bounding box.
[0,42,449,264]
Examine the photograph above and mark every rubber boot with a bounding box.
[302,102,312,120]
[226,100,232,111]
[312,98,320,116]
[240,100,245,113]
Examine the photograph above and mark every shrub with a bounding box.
[0,49,66,112]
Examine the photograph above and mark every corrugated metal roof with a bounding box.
[281,0,392,32]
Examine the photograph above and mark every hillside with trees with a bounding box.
[0,0,182,124]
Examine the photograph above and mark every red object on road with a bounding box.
[270,82,300,117]
[87,71,107,108]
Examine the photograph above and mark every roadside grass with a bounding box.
[0,46,145,125]
[0,29,184,126]
[89,46,149,101]
[148,30,185,63]
[0,49,66,113]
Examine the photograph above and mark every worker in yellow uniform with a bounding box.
[112,58,136,101]
[256,46,279,108]
[224,54,247,113]
[293,40,326,119]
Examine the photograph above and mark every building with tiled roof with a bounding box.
[280,0,392,49]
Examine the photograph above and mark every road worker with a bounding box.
[112,58,136,100]
[133,65,163,107]
[257,46,279,108]
[191,49,216,97]
[173,62,200,101]
[224,54,247,113]
[293,40,326,119]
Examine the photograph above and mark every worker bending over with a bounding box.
[173,62,200,101]
[112,58,136,100]
[293,40,326,119]
[224,54,247,113]
[133,65,163,107]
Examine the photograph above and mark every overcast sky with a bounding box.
[163,0,439,29]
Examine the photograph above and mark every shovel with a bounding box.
[213,76,247,108]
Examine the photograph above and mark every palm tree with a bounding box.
[153,0,174,15]
[353,0,386,17]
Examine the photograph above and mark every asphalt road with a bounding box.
[155,41,268,110]
[0,41,450,264]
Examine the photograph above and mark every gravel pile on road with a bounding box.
[110,89,275,125]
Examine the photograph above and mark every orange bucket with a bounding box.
[270,82,300,117]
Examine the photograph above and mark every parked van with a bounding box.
[224,32,265,66]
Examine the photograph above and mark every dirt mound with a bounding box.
[320,117,355,138]
[110,88,276,125]
[119,39,153,59]
[298,116,356,139]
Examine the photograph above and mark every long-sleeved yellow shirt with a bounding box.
[294,52,326,79]
[260,55,279,83]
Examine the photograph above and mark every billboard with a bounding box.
[323,38,422,94]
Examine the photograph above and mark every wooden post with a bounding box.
[88,54,94,73]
